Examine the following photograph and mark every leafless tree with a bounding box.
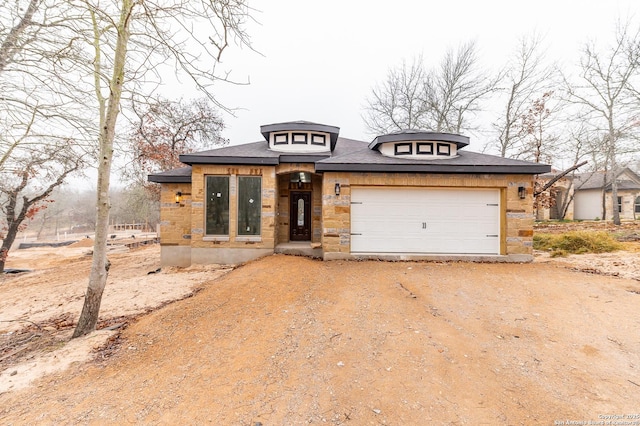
[68,0,253,338]
[0,0,91,272]
[564,19,640,225]
[490,34,557,157]
[124,97,228,190]
[363,41,499,135]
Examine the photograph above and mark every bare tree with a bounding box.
[490,34,557,157]
[0,0,90,271]
[516,91,562,164]
[124,97,228,189]
[69,0,253,338]
[362,57,428,134]
[564,20,640,225]
[363,41,498,135]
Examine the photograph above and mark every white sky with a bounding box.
[192,0,638,152]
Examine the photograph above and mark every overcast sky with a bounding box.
[184,0,637,153]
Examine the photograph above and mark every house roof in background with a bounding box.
[574,168,640,191]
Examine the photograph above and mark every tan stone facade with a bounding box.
[157,168,536,265]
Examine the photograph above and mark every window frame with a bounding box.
[205,175,230,237]
[394,142,413,155]
[236,175,262,237]
[273,133,289,145]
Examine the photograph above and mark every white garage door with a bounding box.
[350,187,501,255]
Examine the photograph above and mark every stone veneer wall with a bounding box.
[158,182,194,266]
[604,191,640,220]
[186,164,277,264]
[321,172,535,261]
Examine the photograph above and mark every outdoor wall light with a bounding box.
[518,186,526,199]
[175,191,182,204]
[335,183,341,196]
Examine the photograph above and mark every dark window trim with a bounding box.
[394,142,413,155]
[310,133,326,146]
[291,132,308,144]
[205,175,230,236]
[416,142,434,155]
[237,175,262,237]
[436,143,451,156]
[273,133,289,145]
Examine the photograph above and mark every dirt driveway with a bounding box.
[1,249,639,425]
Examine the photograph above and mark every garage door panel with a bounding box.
[351,187,500,255]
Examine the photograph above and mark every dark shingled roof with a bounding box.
[149,134,552,179]
[148,166,192,183]
[316,138,550,174]
[574,169,640,191]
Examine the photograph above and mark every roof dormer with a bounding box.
[261,121,340,153]
[369,130,469,159]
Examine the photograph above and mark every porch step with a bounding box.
[275,242,323,258]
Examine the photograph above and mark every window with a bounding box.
[394,142,412,155]
[205,176,229,235]
[635,196,640,214]
[436,143,451,156]
[237,176,262,236]
[274,133,288,145]
[311,133,326,146]
[416,142,434,155]
[617,196,623,213]
[292,133,308,144]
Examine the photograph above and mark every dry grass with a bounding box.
[533,231,623,257]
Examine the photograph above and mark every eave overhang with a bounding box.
[179,155,280,166]
[315,163,551,174]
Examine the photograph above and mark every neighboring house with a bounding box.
[148,121,550,266]
[534,171,575,220]
[573,168,640,220]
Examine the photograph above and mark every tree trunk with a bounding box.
[73,0,133,338]
[611,177,621,225]
[0,223,19,273]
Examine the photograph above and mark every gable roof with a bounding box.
[574,168,640,191]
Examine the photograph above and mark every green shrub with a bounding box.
[533,231,622,254]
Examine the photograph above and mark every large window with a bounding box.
[205,176,229,235]
[617,196,623,213]
[635,196,640,214]
[237,176,262,236]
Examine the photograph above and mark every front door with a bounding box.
[290,191,311,241]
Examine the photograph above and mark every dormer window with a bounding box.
[260,121,339,153]
[292,133,308,144]
[311,133,326,146]
[274,133,288,145]
[394,143,413,155]
[437,143,451,156]
[369,131,469,160]
[416,143,433,155]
